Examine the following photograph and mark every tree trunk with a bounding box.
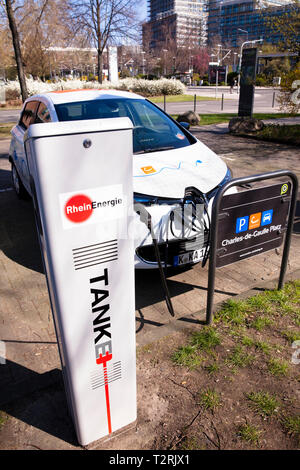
[97,49,103,84]
[5,0,28,102]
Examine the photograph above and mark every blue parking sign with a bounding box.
[261,209,273,226]
[236,216,249,233]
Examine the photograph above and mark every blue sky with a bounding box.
[137,1,148,21]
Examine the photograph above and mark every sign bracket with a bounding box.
[206,170,298,325]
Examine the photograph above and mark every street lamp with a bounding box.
[238,28,249,42]
[141,51,145,75]
[233,52,238,71]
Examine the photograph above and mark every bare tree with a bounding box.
[68,0,141,83]
[3,0,28,100]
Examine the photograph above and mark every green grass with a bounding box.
[171,327,220,368]
[170,112,296,126]
[282,416,300,440]
[172,345,203,369]
[216,282,300,330]
[250,316,273,331]
[256,124,300,146]
[149,94,218,103]
[245,294,273,314]
[180,436,205,450]
[238,423,262,445]
[216,298,249,325]
[254,340,272,355]
[204,362,220,374]
[198,388,221,411]
[0,411,7,430]
[246,391,280,417]
[191,326,221,352]
[242,336,271,354]
[267,358,289,377]
[0,122,13,139]
[241,335,255,347]
[280,330,300,344]
[226,345,255,369]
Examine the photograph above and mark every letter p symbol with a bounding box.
[236,216,249,233]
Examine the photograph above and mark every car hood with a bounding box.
[133,140,227,198]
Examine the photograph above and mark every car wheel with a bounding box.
[11,163,29,199]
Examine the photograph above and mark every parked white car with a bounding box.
[9,89,233,269]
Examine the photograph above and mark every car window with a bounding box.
[35,102,51,123]
[54,98,195,154]
[20,101,39,129]
[129,100,170,132]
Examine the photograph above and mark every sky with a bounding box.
[137,1,148,22]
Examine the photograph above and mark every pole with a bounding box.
[194,94,196,112]
[164,94,166,112]
[221,93,224,110]
[278,174,298,289]
[272,91,276,108]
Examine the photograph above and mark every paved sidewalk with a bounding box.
[0,126,299,449]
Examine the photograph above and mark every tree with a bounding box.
[68,0,141,83]
[278,66,300,113]
[264,0,300,54]
[0,26,14,78]
[193,48,210,77]
[3,0,28,100]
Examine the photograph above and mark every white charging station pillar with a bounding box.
[24,118,136,446]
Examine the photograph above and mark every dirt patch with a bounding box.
[133,281,300,451]
[0,281,299,451]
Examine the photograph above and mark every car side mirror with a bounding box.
[179,121,190,130]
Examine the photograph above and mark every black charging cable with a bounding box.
[135,204,175,317]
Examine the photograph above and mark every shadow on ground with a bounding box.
[0,359,78,447]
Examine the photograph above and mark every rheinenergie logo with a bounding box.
[64,193,123,223]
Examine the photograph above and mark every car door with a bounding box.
[12,100,39,193]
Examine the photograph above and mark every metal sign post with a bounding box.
[24,118,136,446]
[206,170,298,325]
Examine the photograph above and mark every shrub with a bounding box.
[255,74,268,87]
[278,67,300,114]
[3,77,186,99]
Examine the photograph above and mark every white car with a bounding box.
[9,89,233,269]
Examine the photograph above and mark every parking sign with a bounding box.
[216,182,291,267]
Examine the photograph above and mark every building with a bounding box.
[207,0,298,48]
[143,0,209,50]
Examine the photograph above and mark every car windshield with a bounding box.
[54,98,194,154]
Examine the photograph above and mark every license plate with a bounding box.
[174,248,205,266]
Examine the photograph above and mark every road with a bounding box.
[0,87,284,123]
[157,86,282,115]
[0,109,20,123]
